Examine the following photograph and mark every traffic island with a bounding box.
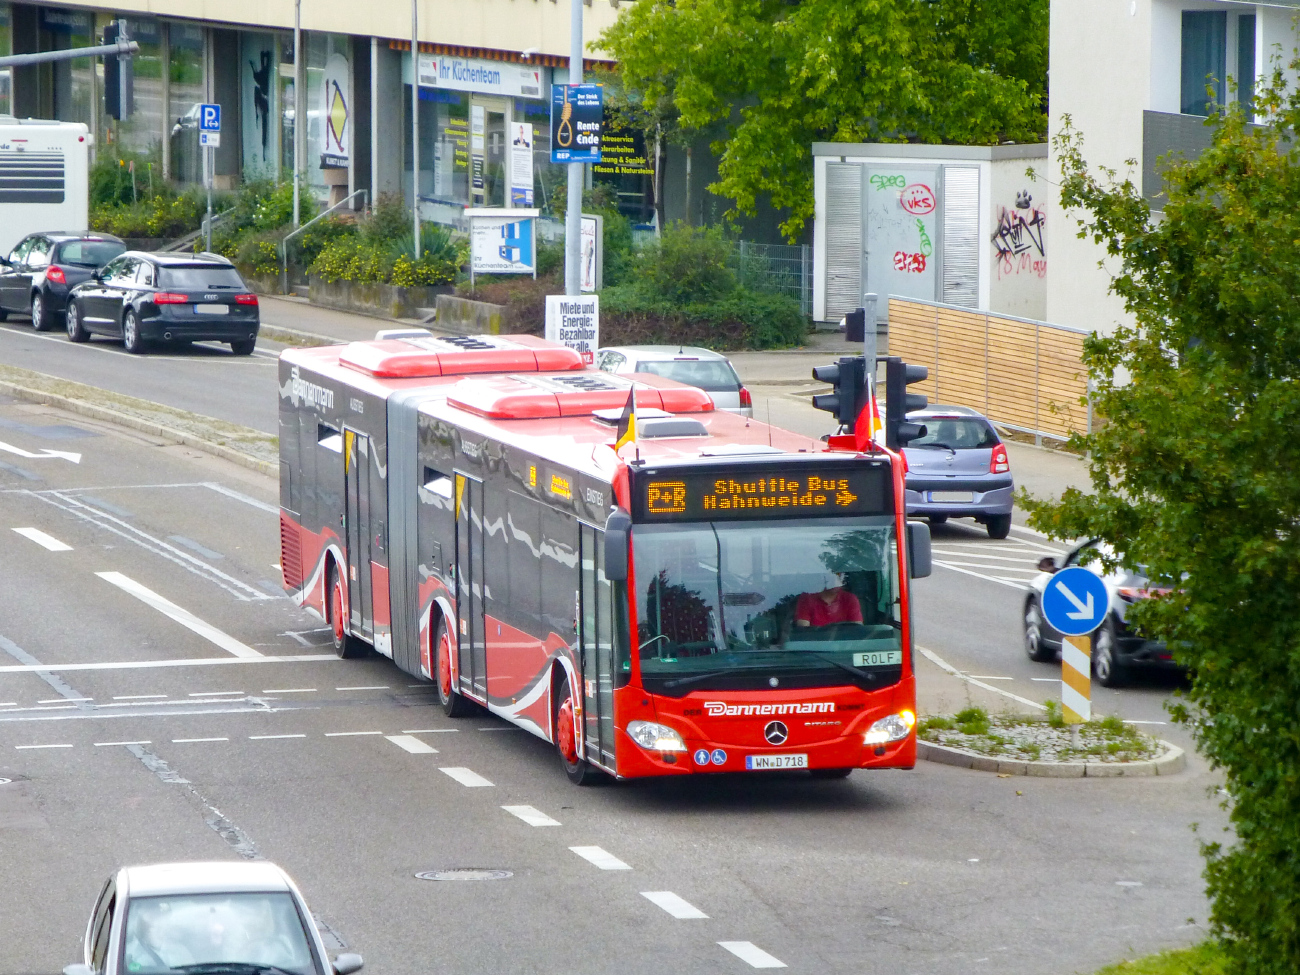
[916,706,1186,777]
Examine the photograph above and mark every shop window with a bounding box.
[168,22,204,185]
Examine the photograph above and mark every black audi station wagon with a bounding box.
[66,251,260,355]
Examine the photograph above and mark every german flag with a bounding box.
[614,387,636,450]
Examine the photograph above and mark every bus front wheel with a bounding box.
[555,680,601,786]
[435,616,473,717]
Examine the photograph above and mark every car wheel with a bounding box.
[1092,620,1126,688]
[435,615,473,717]
[927,514,948,525]
[122,309,145,354]
[810,767,854,779]
[0,306,8,321]
[555,678,602,785]
[327,564,366,660]
[31,291,52,331]
[1024,598,1056,662]
[66,301,89,343]
[986,514,1012,539]
[230,338,256,356]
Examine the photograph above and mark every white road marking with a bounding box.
[402,728,458,734]
[199,482,279,514]
[969,676,1014,681]
[570,846,631,870]
[324,731,383,737]
[1125,720,1167,725]
[94,740,151,747]
[97,572,263,658]
[387,734,438,754]
[249,734,307,740]
[39,697,91,703]
[0,439,79,463]
[1031,677,1059,682]
[114,694,167,700]
[440,767,494,787]
[918,646,1047,712]
[931,560,1025,590]
[336,685,389,691]
[12,527,72,551]
[173,737,229,743]
[502,805,560,827]
[189,691,243,697]
[0,654,337,674]
[717,942,787,968]
[0,702,16,708]
[262,688,316,694]
[641,891,708,919]
[15,743,72,749]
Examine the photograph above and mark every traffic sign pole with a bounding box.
[199,104,221,252]
[1061,635,1092,728]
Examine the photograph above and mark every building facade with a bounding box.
[0,0,627,220]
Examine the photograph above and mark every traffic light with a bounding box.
[103,21,133,120]
[811,356,867,429]
[884,356,929,449]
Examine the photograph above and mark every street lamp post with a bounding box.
[563,0,582,296]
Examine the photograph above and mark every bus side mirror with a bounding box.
[604,508,632,582]
[907,520,931,579]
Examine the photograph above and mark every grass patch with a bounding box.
[1091,941,1225,974]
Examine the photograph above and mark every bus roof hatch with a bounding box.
[338,334,585,379]
[447,372,715,419]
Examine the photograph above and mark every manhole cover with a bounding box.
[415,869,512,882]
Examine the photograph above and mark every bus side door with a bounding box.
[344,428,374,639]
[455,472,487,699]
[579,524,616,771]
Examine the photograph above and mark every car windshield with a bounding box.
[636,359,740,392]
[909,417,998,449]
[55,240,125,266]
[632,518,902,695]
[160,266,246,290]
[122,891,317,975]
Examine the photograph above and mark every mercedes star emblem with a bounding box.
[763,721,789,745]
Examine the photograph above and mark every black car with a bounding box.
[66,251,261,355]
[0,232,127,331]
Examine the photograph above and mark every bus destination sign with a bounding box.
[633,465,890,522]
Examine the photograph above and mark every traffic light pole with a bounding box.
[0,39,138,68]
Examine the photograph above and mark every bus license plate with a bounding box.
[745,754,808,770]
[854,650,903,667]
[195,304,229,314]
[929,491,973,503]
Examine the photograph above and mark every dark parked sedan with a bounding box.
[66,251,261,355]
[0,232,126,331]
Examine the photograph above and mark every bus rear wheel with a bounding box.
[435,616,473,717]
[555,681,601,786]
[327,565,365,659]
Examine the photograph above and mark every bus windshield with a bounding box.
[632,517,903,695]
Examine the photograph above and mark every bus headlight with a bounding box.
[864,710,916,745]
[627,720,687,752]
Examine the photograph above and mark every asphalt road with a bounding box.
[0,394,1223,975]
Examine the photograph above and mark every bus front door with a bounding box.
[455,473,487,699]
[579,524,616,771]
[344,429,374,639]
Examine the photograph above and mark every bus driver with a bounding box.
[794,573,863,628]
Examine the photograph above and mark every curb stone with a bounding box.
[917,739,1186,778]
[0,380,276,478]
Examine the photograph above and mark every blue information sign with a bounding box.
[199,103,221,131]
[550,84,602,164]
[1040,566,1109,637]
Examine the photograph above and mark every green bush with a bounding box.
[90,192,208,239]
[89,150,165,207]
[600,280,805,350]
[954,706,990,736]
[307,230,457,288]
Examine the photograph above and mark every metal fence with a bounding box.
[733,240,812,317]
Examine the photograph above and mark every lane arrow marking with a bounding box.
[0,439,81,464]
[1056,581,1094,620]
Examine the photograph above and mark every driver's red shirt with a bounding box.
[794,589,863,627]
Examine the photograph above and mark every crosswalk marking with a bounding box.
[718,942,786,968]
[641,891,708,919]
[502,805,561,827]
[440,766,493,787]
[13,527,71,551]
[570,846,631,870]
[386,734,437,754]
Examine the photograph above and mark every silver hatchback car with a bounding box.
[902,405,1014,538]
[594,345,753,416]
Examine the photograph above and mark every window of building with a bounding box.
[0,4,13,116]
[515,97,564,213]
[168,22,204,185]
[1237,14,1256,116]
[39,7,95,132]
[1181,11,1226,117]
[108,16,163,155]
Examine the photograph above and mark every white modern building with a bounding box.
[1047,0,1300,333]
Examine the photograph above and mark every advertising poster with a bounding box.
[320,52,350,168]
[580,213,602,293]
[545,295,599,364]
[468,208,539,275]
[550,84,603,164]
[510,123,534,207]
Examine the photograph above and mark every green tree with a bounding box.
[1023,65,1300,975]
[600,0,1047,239]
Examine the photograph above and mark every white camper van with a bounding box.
[0,118,91,255]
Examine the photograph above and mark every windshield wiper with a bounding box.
[661,665,771,689]
[914,442,955,451]
[173,964,300,975]
[796,651,887,691]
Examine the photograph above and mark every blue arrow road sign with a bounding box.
[200,103,221,131]
[1040,566,1109,637]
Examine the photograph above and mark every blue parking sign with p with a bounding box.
[200,104,221,131]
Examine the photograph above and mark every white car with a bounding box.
[64,861,362,975]
[594,345,753,416]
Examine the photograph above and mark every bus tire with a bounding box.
[327,564,366,660]
[810,767,854,779]
[555,679,601,786]
[435,615,473,717]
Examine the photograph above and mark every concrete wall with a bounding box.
[988,158,1047,322]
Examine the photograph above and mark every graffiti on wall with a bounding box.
[993,190,1046,279]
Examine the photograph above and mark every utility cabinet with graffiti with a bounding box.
[812,142,1048,325]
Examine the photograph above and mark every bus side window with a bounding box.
[318,423,342,453]
[423,467,452,498]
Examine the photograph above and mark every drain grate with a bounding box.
[415,868,513,881]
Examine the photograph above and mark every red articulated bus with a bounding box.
[278,333,932,783]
